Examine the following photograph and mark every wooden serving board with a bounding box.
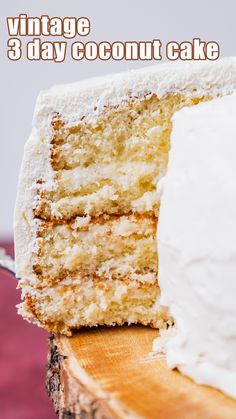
[47,326,236,419]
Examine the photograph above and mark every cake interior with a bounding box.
[18,92,210,335]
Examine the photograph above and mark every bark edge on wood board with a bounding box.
[46,335,132,419]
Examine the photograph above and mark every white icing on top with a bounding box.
[157,93,236,399]
[14,59,236,283]
[34,59,236,134]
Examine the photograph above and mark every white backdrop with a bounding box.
[1,0,235,238]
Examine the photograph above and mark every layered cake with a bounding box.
[14,59,236,335]
[156,93,236,398]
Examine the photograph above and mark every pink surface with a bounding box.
[0,241,57,419]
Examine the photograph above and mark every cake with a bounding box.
[156,93,236,399]
[14,58,236,336]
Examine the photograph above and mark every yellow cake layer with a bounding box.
[35,93,208,221]
[34,214,157,286]
[18,277,169,335]
[51,94,176,170]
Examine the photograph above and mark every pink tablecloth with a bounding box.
[0,241,57,419]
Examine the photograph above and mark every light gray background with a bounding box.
[1,0,235,238]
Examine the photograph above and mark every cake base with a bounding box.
[47,326,236,419]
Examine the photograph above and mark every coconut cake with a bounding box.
[14,58,236,335]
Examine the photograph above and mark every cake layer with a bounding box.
[34,214,157,285]
[50,93,196,170]
[35,94,208,221]
[18,277,168,335]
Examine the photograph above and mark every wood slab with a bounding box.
[47,325,236,419]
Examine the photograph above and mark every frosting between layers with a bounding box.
[157,93,236,398]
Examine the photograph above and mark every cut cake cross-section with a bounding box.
[14,59,236,335]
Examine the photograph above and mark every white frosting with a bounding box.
[14,59,236,284]
[34,58,236,133]
[157,93,236,398]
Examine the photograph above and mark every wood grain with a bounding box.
[47,326,236,419]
